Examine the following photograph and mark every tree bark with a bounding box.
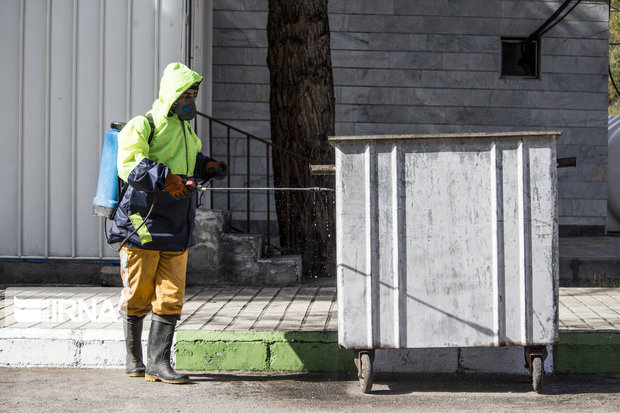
[267,0,336,278]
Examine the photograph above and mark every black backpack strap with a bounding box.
[145,113,155,145]
[110,178,129,220]
[110,114,156,221]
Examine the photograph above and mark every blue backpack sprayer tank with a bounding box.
[92,121,126,219]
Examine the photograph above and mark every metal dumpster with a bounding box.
[330,131,561,393]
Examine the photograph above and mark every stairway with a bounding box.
[186,209,302,286]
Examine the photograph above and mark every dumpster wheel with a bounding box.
[531,356,544,393]
[525,346,547,394]
[355,351,374,394]
[359,353,373,393]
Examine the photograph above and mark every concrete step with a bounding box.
[193,208,232,234]
[188,232,261,285]
[257,255,302,286]
[188,208,301,286]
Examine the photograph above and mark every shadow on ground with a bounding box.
[183,371,620,396]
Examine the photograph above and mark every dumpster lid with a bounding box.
[328,130,562,145]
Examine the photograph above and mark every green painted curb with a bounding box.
[175,330,356,372]
[269,341,355,372]
[554,332,620,374]
[177,339,268,371]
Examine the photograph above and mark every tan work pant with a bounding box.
[119,246,188,318]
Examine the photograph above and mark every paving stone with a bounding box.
[301,287,336,331]
[277,287,317,331]
[1,286,620,334]
[251,287,298,331]
[228,287,279,330]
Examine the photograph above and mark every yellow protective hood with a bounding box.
[117,62,204,181]
[152,62,203,116]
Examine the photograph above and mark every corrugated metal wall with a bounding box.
[0,0,198,260]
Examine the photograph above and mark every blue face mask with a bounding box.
[172,96,196,121]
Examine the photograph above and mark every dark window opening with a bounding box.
[501,37,540,78]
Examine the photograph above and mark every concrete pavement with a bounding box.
[1,367,619,412]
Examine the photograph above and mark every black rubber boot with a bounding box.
[145,315,189,384]
[123,316,145,377]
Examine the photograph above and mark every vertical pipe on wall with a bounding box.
[154,0,160,95]
[17,0,25,258]
[184,0,191,65]
[189,0,194,67]
[98,0,106,258]
[126,0,132,119]
[71,0,78,258]
[44,0,52,258]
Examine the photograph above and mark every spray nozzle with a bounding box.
[182,179,207,193]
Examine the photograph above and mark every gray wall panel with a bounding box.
[75,0,105,258]
[21,0,48,257]
[48,0,74,257]
[0,0,21,256]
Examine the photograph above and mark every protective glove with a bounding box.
[164,173,190,199]
[205,161,228,180]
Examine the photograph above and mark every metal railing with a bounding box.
[194,111,315,255]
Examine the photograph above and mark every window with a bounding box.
[501,37,540,79]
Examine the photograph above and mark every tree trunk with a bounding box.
[267,0,336,278]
